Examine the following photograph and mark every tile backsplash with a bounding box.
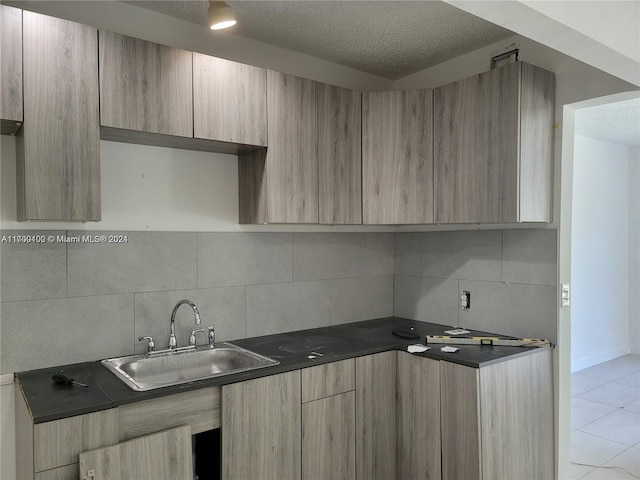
[393,229,558,342]
[0,231,394,373]
[0,229,557,374]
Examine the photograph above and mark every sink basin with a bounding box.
[102,342,279,391]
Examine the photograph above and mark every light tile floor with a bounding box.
[571,354,640,479]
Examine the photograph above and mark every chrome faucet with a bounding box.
[208,325,216,348]
[169,299,202,349]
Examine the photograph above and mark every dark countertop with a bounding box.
[16,316,551,424]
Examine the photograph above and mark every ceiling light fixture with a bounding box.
[208,1,236,30]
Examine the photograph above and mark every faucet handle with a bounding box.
[189,329,205,347]
[208,325,216,348]
[138,336,155,353]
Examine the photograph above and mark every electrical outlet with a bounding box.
[460,291,471,310]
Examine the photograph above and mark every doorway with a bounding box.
[558,93,640,479]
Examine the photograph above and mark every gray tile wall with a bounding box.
[1,229,557,374]
[394,229,558,342]
[0,231,394,373]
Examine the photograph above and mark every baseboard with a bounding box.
[630,345,640,355]
[572,345,631,372]
[0,373,14,386]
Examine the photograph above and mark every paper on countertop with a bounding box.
[440,346,459,353]
[407,344,430,353]
[444,329,470,335]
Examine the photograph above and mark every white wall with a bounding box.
[0,137,395,233]
[571,135,631,371]
[446,0,640,86]
[629,147,640,354]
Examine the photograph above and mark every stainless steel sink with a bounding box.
[102,342,279,391]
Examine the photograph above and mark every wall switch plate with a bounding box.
[460,291,471,310]
[561,284,570,307]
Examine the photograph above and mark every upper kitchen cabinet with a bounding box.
[318,84,362,225]
[362,89,434,224]
[1,5,23,135]
[18,11,100,221]
[434,61,555,224]
[193,53,267,146]
[99,30,193,138]
[239,71,318,224]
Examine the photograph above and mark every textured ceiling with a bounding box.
[126,1,513,79]
[575,98,640,147]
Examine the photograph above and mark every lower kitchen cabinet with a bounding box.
[355,351,397,480]
[301,358,356,480]
[33,412,118,474]
[78,425,192,480]
[397,352,441,480]
[221,370,302,480]
[118,387,220,440]
[302,391,356,480]
[15,385,220,480]
[15,349,553,480]
[440,349,554,480]
[15,396,118,479]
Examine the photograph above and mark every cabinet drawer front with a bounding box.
[119,386,220,441]
[33,409,119,472]
[302,358,355,402]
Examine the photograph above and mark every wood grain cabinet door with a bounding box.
[440,361,481,480]
[434,61,554,224]
[266,71,318,223]
[362,89,434,225]
[440,349,554,480]
[397,352,441,480]
[1,4,23,133]
[19,11,100,221]
[193,53,267,146]
[99,30,193,137]
[78,426,192,480]
[318,84,362,225]
[222,370,302,480]
[302,391,356,480]
[355,351,397,480]
[239,71,318,224]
